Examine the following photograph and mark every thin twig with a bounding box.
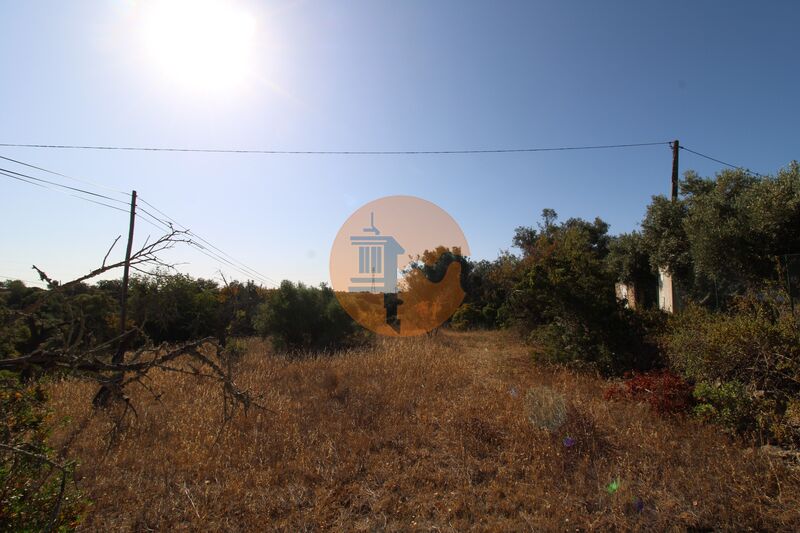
[102,235,121,269]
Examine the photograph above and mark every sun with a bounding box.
[141,0,256,92]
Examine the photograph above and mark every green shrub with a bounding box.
[450,303,480,330]
[530,317,607,369]
[664,290,800,445]
[450,302,505,331]
[480,304,498,326]
[512,211,666,376]
[1,373,85,531]
[458,253,522,329]
[529,310,663,376]
[252,281,361,352]
[692,380,756,434]
[128,274,225,343]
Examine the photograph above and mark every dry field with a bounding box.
[48,330,800,531]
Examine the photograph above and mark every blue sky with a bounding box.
[1,0,798,288]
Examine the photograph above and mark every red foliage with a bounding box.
[605,370,694,415]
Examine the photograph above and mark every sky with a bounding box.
[1,0,798,288]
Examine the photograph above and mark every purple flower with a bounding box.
[633,497,644,513]
[563,436,575,448]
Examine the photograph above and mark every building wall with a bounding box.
[615,282,637,309]
[658,267,677,313]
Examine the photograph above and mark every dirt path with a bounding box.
[440,329,594,399]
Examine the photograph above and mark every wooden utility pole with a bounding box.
[95,190,137,406]
[787,254,796,316]
[671,139,680,201]
[658,140,682,314]
[113,189,137,365]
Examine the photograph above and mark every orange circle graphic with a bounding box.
[330,196,470,337]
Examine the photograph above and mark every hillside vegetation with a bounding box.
[3,163,800,529]
[49,331,800,531]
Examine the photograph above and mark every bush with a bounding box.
[458,253,522,329]
[450,303,505,331]
[1,373,85,531]
[663,290,800,445]
[450,303,482,330]
[692,380,756,434]
[512,211,665,375]
[641,163,800,305]
[528,304,665,376]
[252,281,361,352]
[128,274,225,343]
[530,317,609,369]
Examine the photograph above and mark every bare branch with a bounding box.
[0,336,270,417]
[19,230,190,319]
[4,229,267,461]
[102,235,122,269]
[0,443,72,472]
[31,265,58,288]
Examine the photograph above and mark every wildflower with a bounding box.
[563,436,575,448]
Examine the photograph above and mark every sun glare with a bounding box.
[142,0,256,92]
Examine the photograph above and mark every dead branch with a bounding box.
[1,228,266,528]
[102,235,122,269]
[0,336,267,416]
[24,229,191,315]
[3,228,264,416]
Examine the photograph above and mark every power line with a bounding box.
[0,169,129,213]
[143,207,276,286]
[0,141,671,156]
[0,162,264,284]
[138,197,279,286]
[135,207,174,233]
[0,166,129,205]
[680,146,764,178]
[5,141,770,288]
[0,159,188,256]
[137,205,174,231]
[75,195,130,214]
[0,154,128,196]
[188,241,277,287]
[1,169,48,190]
[1,155,278,287]
[134,200,277,286]
[1,174,273,285]
[190,238,279,287]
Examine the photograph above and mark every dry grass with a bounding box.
[47,330,800,531]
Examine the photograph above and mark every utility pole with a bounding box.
[671,139,680,201]
[113,190,137,365]
[95,190,137,407]
[658,140,681,314]
[786,254,795,316]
